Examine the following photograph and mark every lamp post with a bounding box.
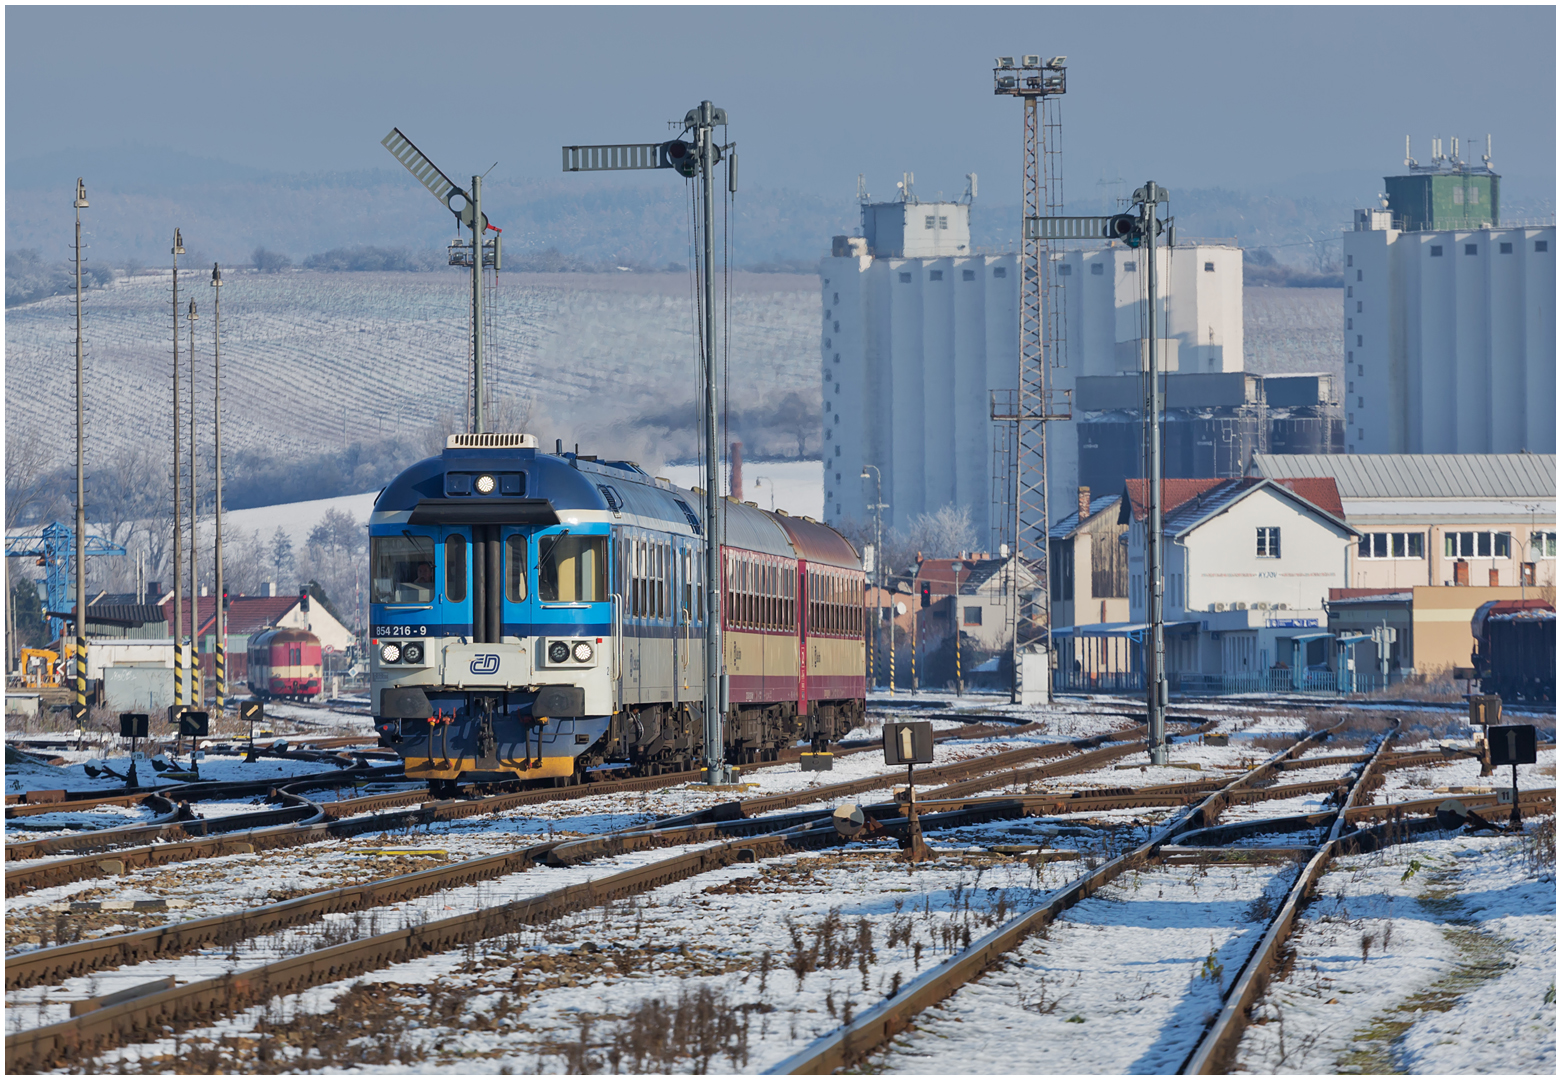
[861,466,885,691]
[171,230,185,707]
[72,178,88,740]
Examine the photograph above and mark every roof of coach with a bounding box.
[769,512,862,570]
[251,626,319,646]
[720,498,798,559]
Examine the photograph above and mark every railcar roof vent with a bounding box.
[446,433,538,449]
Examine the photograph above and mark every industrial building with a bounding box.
[1251,453,1557,589]
[1343,142,1555,455]
[1075,372,1342,500]
[822,185,1247,551]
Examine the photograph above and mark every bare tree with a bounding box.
[5,421,60,668]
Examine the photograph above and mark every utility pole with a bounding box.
[72,178,88,739]
[212,263,226,714]
[188,297,200,708]
[470,174,484,433]
[562,102,738,784]
[171,229,185,708]
[1025,184,1174,764]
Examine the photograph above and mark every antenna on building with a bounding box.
[856,173,870,203]
[963,173,978,204]
[899,171,916,204]
[1450,136,1460,166]
[1404,135,1417,169]
[1483,133,1493,170]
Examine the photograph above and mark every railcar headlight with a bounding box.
[403,642,424,665]
[547,640,571,664]
[572,641,594,663]
[475,473,497,495]
[380,642,402,664]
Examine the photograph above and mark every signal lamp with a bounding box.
[1106,214,1140,247]
[380,642,402,664]
[572,641,594,663]
[548,640,571,664]
[663,140,697,178]
[403,642,424,664]
[475,474,497,495]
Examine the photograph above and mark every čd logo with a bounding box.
[469,654,500,675]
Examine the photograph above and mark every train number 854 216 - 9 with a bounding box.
[373,625,428,637]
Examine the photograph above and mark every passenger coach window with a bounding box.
[540,535,608,602]
[371,534,436,603]
[445,535,467,603]
[504,536,528,601]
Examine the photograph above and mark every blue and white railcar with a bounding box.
[369,433,864,793]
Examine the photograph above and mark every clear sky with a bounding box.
[6,5,1556,205]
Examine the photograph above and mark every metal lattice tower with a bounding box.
[992,56,1069,703]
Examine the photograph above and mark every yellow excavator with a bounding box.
[18,644,74,689]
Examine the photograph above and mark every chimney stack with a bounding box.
[730,441,743,502]
[1078,486,1091,523]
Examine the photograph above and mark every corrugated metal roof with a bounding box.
[1252,454,1556,499]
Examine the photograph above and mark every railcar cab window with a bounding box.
[371,534,436,603]
[539,533,607,602]
[445,535,467,602]
[505,536,528,601]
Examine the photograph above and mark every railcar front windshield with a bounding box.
[538,533,607,602]
[371,534,436,603]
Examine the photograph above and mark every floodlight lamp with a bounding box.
[996,57,1014,69]
[861,470,870,479]
[173,229,185,255]
[1049,56,1067,67]
[211,263,223,288]
[74,178,88,209]
[187,299,197,320]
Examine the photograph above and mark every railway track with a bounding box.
[765,717,1391,1072]
[0,717,1084,896]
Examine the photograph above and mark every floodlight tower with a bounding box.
[991,55,1070,705]
[171,228,186,707]
[562,102,738,784]
[212,263,226,714]
[382,128,502,433]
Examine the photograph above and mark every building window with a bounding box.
[938,216,948,229]
[1446,532,1514,558]
[929,270,943,281]
[1430,246,1443,257]
[1358,365,1363,376]
[1358,532,1425,559]
[1465,244,1478,255]
[1256,527,1281,558]
[924,215,936,230]
[833,353,840,363]
[1204,261,1215,272]
[1347,319,1353,330]
[1347,350,1353,361]
[993,267,1007,278]
[899,272,912,283]
[1348,382,1354,393]
[962,268,975,281]
[1124,262,1137,272]
[1356,270,1363,281]
[832,320,840,332]
[1538,241,1550,253]
[1091,263,1104,275]
[1358,396,1363,407]
[1346,255,1353,267]
[1347,286,1353,297]
[1500,242,1514,254]
[1357,301,1363,312]
[1057,264,1072,275]
[1357,335,1363,346]
[963,606,983,626]
[1530,532,1556,558]
[1348,413,1354,424]
[824,337,831,348]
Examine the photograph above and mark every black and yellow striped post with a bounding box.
[888,618,895,695]
[215,642,225,713]
[174,643,184,706]
[192,651,203,709]
[73,637,88,736]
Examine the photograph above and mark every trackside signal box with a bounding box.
[1488,724,1537,767]
[1468,695,1502,727]
[239,700,263,724]
[883,721,934,766]
[179,711,210,738]
[119,713,150,738]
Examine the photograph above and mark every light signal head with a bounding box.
[662,140,698,178]
[1106,214,1142,248]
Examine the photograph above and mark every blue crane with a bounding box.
[5,521,128,642]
